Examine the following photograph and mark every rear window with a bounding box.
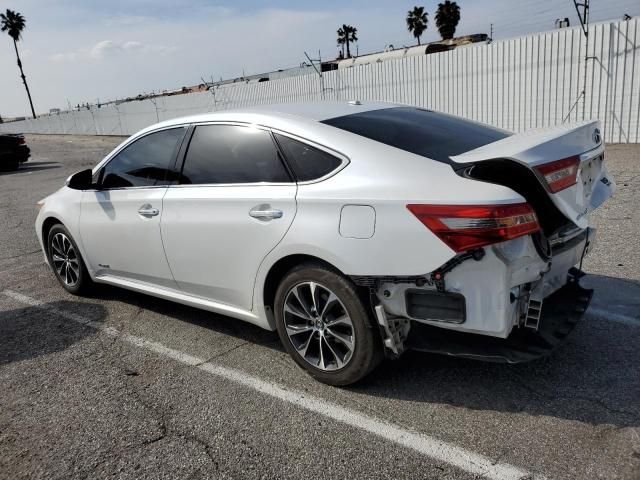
[322,107,510,163]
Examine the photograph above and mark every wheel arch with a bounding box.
[259,252,376,331]
[260,254,346,329]
[42,216,64,244]
[38,211,94,279]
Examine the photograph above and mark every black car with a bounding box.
[0,133,30,171]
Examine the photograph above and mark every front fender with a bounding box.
[35,187,92,276]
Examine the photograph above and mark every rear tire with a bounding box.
[46,224,93,295]
[274,263,383,386]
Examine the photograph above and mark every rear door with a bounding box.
[160,123,297,311]
[451,120,615,229]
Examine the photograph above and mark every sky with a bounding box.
[1,0,639,117]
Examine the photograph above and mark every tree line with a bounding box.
[338,1,461,58]
[1,2,462,118]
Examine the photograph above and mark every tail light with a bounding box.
[407,203,540,253]
[18,137,25,144]
[535,156,580,193]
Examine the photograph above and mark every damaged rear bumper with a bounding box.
[406,268,593,363]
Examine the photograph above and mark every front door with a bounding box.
[79,126,187,288]
[161,123,297,310]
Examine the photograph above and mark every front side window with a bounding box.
[100,127,186,189]
[274,134,342,182]
[180,125,290,184]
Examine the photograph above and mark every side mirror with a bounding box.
[66,169,94,190]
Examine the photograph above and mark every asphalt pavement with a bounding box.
[0,134,639,479]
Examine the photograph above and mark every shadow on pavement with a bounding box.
[0,300,107,365]
[75,274,639,428]
[90,284,282,351]
[0,161,61,176]
[582,273,640,320]
[351,274,640,428]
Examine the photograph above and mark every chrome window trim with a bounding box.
[167,182,295,189]
[83,185,169,193]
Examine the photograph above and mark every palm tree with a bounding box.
[435,0,461,40]
[1,9,36,118]
[336,24,358,58]
[406,6,428,45]
[337,27,346,58]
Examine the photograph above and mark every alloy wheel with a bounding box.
[50,232,80,287]
[283,281,355,371]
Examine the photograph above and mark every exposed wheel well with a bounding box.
[262,254,344,311]
[42,217,63,245]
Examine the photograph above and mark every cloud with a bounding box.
[90,40,119,59]
[50,40,176,62]
[122,41,143,50]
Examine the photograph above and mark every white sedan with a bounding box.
[36,101,614,385]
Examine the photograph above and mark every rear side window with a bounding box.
[180,125,290,184]
[100,127,186,188]
[274,134,342,181]
[322,107,510,163]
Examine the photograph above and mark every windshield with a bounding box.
[322,107,511,163]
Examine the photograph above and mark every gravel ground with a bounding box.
[0,135,638,480]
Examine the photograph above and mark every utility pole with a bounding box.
[304,50,325,99]
[573,0,590,119]
[490,23,493,41]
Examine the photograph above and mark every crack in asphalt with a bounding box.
[192,341,251,367]
[140,420,168,446]
[177,431,219,469]
[75,420,219,480]
[99,374,219,475]
[75,323,222,473]
[0,250,42,261]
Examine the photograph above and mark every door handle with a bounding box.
[249,205,283,221]
[138,204,160,217]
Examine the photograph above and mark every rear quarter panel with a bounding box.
[253,136,526,324]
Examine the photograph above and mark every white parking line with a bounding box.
[2,289,540,480]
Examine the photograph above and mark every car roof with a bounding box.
[238,101,398,121]
[145,101,400,132]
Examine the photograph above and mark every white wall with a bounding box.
[2,18,639,143]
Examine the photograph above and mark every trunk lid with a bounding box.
[451,120,615,229]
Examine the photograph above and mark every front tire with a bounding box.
[274,263,383,386]
[46,224,93,295]
[0,158,19,171]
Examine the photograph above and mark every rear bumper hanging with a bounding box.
[406,268,593,363]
